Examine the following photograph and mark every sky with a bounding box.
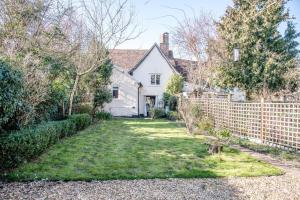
[117,0,300,51]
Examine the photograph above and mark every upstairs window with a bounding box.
[150,74,160,85]
[113,86,119,98]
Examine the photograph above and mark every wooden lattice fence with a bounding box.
[187,94,300,151]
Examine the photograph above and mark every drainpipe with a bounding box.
[137,82,142,117]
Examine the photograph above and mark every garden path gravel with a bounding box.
[1,147,299,200]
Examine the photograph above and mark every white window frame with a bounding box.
[150,73,161,86]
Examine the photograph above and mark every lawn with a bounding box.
[4,119,283,181]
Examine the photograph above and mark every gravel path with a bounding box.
[1,148,299,200]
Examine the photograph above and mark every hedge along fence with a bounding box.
[0,114,92,171]
[181,93,300,151]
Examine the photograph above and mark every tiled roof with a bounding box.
[173,58,197,78]
[109,49,147,70]
[109,47,195,78]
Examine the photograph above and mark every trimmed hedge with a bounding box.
[95,111,112,120]
[0,114,92,171]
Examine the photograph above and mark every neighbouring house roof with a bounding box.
[109,49,147,70]
[173,58,197,78]
[109,44,195,78]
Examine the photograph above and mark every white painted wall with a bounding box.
[231,87,246,101]
[104,66,139,116]
[132,45,175,115]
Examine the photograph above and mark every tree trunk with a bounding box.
[62,100,65,118]
[178,97,193,134]
[208,143,223,154]
[245,90,252,101]
[68,74,80,116]
[263,75,269,100]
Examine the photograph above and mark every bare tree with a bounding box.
[169,8,228,134]
[171,9,223,96]
[67,0,141,115]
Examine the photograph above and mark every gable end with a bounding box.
[129,43,179,75]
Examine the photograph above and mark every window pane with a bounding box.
[156,74,160,85]
[113,87,119,98]
[151,74,155,85]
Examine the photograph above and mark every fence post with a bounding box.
[227,94,232,129]
[283,95,287,102]
[207,93,210,117]
[213,93,216,127]
[260,97,265,143]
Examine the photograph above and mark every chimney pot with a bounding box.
[160,32,170,57]
[160,32,169,44]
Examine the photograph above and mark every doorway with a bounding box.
[145,96,156,117]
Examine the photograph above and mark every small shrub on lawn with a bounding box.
[166,111,180,121]
[208,129,231,154]
[0,114,92,171]
[95,111,112,120]
[149,108,165,119]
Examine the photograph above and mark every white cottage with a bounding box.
[104,33,194,117]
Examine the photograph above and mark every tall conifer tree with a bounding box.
[217,0,299,99]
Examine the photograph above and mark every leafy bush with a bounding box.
[149,108,165,119]
[166,74,184,95]
[163,92,171,107]
[168,95,178,111]
[215,129,231,138]
[166,111,180,121]
[190,104,203,119]
[0,60,25,132]
[95,111,112,120]
[179,100,205,134]
[68,114,92,130]
[0,114,92,170]
[74,104,93,115]
[93,87,112,111]
[198,116,214,133]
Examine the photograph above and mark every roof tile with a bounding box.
[109,47,196,79]
[109,49,147,70]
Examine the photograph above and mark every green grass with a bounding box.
[3,119,283,181]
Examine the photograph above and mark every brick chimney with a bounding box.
[160,32,170,57]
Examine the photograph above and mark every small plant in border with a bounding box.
[207,129,231,154]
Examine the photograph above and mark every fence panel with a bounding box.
[188,96,300,150]
[262,103,300,149]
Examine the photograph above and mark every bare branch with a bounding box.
[66,0,142,115]
[170,8,225,94]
